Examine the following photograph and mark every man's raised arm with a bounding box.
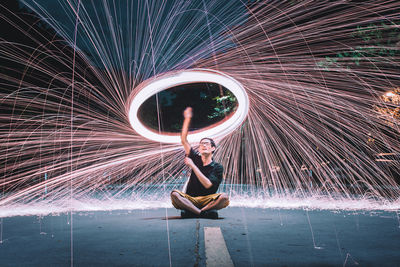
[181,107,192,155]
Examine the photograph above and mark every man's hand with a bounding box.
[183,107,192,119]
[184,157,195,168]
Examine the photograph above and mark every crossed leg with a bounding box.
[170,191,229,214]
[170,191,201,215]
[200,193,229,212]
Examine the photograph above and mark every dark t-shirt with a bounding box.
[185,148,223,197]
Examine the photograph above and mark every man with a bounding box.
[171,107,230,219]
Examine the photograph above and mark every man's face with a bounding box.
[198,139,215,155]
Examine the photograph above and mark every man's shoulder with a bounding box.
[211,161,223,171]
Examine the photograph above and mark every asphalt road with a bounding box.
[0,207,399,266]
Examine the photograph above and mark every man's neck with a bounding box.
[201,154,213,166]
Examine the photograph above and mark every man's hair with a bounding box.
[200,137,216,151]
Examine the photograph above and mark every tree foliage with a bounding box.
[316,20,400,70]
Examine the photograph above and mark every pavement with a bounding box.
[0,207,400,266]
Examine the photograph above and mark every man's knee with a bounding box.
[171,191,182,209]
[170,191,180,201]
[218,193,230,207]
[219,193,229,201]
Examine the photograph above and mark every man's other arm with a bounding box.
[184,157,213,189]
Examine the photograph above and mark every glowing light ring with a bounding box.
[129,69,249,143]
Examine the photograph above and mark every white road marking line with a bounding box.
[204,227,234,267]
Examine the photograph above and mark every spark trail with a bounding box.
[1,0,400,216]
